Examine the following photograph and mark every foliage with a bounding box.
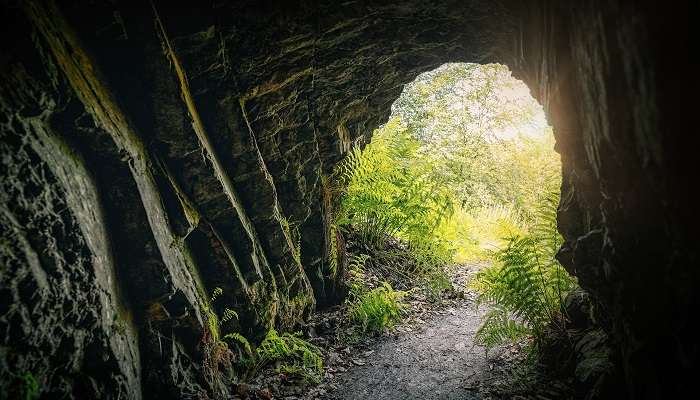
[201,287,252,365]
[220,308,239,325]
[201,288,322,384]
[471,191,577,349]
[334,117,456,302]
[422,266,453,302]
[335,117,454,250]
[249,329,323,383]
[204,287,223,330]
[333,62,570,356]
[391,63,553,211]
[344,254,407,333]
[201,289,322,383]
[335,63,560,268]
[223,333,252,356]
[348,282,407,333]
[346,254,371,296]
[21,372,39,400]
[327,221,339,279]
[443,204,526,262]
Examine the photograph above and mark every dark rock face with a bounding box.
[0,0,693,398]
[514,2,695,398]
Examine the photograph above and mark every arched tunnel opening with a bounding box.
[324,62,570,398]
[0,1,693,399]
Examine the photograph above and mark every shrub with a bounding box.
[471,191,577,349]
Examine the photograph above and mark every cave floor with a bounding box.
[246,264,570,399]
[301,264,535,400]
[320,299,513,399]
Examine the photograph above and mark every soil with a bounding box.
[321,302,513,399]
[244,263,570,400]
[301,263,527,400]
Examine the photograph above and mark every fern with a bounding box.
[346,254,370,297]
[220,308,239,325]
[328,222,339,279]
[201,288,251,359]
[209,287,223,304]
[348,282,407,333]
[344,254,407,333]
[247,329,323,383]
[223,333,252,356]
[474,306,530,348]
[334,118,454,249]
[472,190,577,349]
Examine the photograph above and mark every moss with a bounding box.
[277,292,313,330]
[21,372,39,400]
[112,308,133,336]
[206,308,221,342]
[165,171,201,230]
[247,279,279,333]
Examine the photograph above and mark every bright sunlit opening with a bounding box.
[353,62,561,262]
[336,61,573,364]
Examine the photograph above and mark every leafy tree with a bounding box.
[392,63,555,212]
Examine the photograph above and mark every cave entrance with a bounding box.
[339,62,562,265]
[330,63,576,396]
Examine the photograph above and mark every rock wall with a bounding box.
[509,1,695,397]
[0,0,693,398]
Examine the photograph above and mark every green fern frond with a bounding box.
[328,223,339,278]
[223,332,252,355]
[209,287,223,304]
[219,308,239,325]
[250,329,323,383]
[474,306,530,348]
[473,189,577,349]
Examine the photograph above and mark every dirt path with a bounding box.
[251,263,567,400]
[317,266,519,400]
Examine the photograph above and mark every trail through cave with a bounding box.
[0,1,693,399]
[320,264,523,400]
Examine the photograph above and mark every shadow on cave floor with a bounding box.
[293,264,568,400]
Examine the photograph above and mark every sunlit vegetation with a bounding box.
[345,254,407,333]
[470,191,577,349]
[335,63,576,347]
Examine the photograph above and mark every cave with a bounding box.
[0,1,694,399]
